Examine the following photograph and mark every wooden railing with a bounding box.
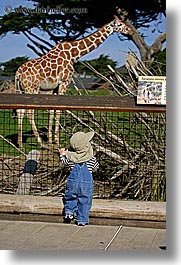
[0,94,166,113]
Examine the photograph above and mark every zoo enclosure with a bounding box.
[0,94,166,201]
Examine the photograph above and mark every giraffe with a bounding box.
[15,15,133,149]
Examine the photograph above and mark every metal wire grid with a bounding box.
[0,108,166,201]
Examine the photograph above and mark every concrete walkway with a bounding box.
[0,220,166,251]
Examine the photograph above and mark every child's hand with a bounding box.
[58,148,66,155]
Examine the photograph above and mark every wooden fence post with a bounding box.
[16,150,40,195]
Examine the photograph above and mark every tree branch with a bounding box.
[26,30,53,49]
[23,31,50,56]
[150,32,166,54]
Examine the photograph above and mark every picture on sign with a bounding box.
[137,76,166,105]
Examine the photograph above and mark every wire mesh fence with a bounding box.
[0,103,166,201]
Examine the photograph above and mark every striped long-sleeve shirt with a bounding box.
[60,155,99,174]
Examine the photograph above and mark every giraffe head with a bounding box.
[111,15,133,36]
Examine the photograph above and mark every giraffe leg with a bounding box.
[26,109,43,147]
[16,109,25,150]
[53,80,70,146]
[54,110,61,146]
[48,110,61,146]
[48,109,54,145]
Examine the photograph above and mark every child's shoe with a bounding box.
[77,222,88,226]
[63,214,74,223]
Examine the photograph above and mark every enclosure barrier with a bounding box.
[0,94,166,201]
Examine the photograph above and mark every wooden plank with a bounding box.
[0,194,166,223]
[0,94,166,113]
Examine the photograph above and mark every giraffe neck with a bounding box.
[71,22,113,61]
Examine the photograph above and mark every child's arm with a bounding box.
[58,148,69,165]
[93,160,99,172]
[91,156,99,172]
[58,148,75,168]
[58,148,67,156]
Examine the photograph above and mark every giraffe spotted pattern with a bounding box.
[15,16,133,149]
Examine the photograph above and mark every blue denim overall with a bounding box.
[63,162,94,224]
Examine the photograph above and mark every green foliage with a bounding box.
[0,12,42,36]
[149,49,166,75]
[0,1,166,70]
[0,0,166,42]
[74,54,117,75]
[0,56,29,76]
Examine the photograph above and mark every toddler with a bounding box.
[59,131,99,226]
